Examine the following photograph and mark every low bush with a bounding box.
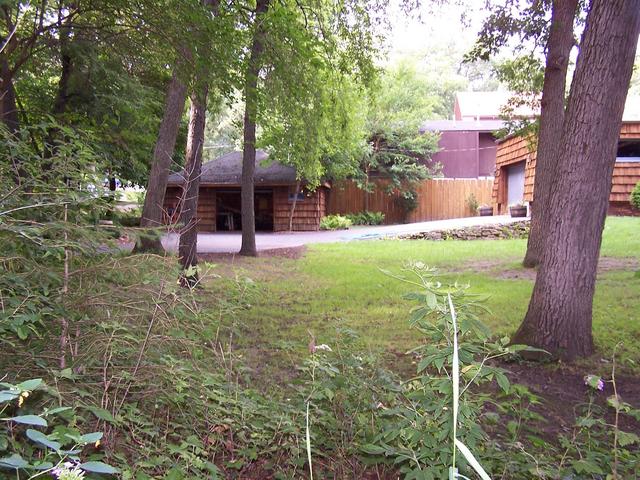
[0,378,118,477]
[631,182,640,210]
[346,211,385,225]
[112,208,142,228]
[320,214,352,230]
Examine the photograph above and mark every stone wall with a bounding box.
[397,220,530,241]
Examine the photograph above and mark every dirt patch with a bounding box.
[199,246,307,262]
[597,256,640,272]
[496,268,537,281]
[450,259,516,274]
[197,247,308,283]
[388,351,639,449]
[499,361,640,440]
[492,257,640,280]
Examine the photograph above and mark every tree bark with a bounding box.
[0,56,19,134]
[523,0,578,268]
[44,7,75,161]
[178,86,208,287]
[136,70,188,253]
[239,0,270,257]
[51,8,74,119]
[511,0,640,359]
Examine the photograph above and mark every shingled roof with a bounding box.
[420,119,506,133]
[167,149,299,186]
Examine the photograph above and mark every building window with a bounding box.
[617,139,640,162]
[288,191,306,202]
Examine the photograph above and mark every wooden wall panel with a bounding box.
[492,121,640,214]
[492,135,536,214]
[621,122,640,139]
[162,186,216,232]
[327,178,494,223]
[611,162,640,202]
[196,188,216,232]
[273,186,326,231]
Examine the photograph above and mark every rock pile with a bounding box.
[397,220,530,241]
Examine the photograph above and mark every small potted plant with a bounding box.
[478,204,493,216]
[509,202,528,218]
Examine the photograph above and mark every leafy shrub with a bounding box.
[631,182,640,210]
[113,208,142,227]
[466,193,479,213]
[320,214,352,230]
[363,263,526,478]
[345,211,385,225]
[0,123,113,342]
[365,264,640,480]
[0,378,119,477]
[394,190,419,214]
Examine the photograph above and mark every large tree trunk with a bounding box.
[136,71,188,253]
[523,0,578,268]
[511,0,640,359]
[178,85,208,287]
[239,0,270,257]
[0,56,19,135]
[44,22,74,162]
[51,25,73,118]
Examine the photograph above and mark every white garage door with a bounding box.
[507,162,526,205]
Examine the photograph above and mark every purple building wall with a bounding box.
[478,132,497,176]
[430,130,481,178]
[421,118,504,179]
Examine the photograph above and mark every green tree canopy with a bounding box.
[357,62,441,214]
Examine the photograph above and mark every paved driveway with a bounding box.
[162,215,525,253]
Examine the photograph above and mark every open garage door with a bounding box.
[216,189,274,231]
[507,161,526,205]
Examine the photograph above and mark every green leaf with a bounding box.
[86,406,117,424]
[617,430,639,447]
[16,325,29,340]
[424,291,438,309]
[8,415,47,427]
[26,429,61,451]
[607,395,623,411]
[495,371,510,393]
[55,368,77,380]
[79,461,120,474]
[16,379,42,391]
[0,392,19,403]
[43,406,73,416]
[361,444,388,455]
[0,453,29,469]
[572,459,604,475]
[79,432,103,444]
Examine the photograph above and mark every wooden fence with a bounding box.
[327,178,494,224]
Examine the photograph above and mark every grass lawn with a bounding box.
[209,216,640,376]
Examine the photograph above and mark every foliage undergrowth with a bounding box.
[631,181,640,210]
[319,214,352,230]
[345,211,385,225]
[3,250,639,478]
[1,125,638,477]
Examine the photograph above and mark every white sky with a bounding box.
[385,1,484,60]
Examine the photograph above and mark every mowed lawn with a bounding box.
[211,217,640,373]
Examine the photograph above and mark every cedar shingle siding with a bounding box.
[492,122,640,215]
[163,150,328,232]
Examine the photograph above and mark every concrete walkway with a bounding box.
[162,215,526,253]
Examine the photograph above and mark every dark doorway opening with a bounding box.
[215,189,274,231]
[617,139,640,160]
